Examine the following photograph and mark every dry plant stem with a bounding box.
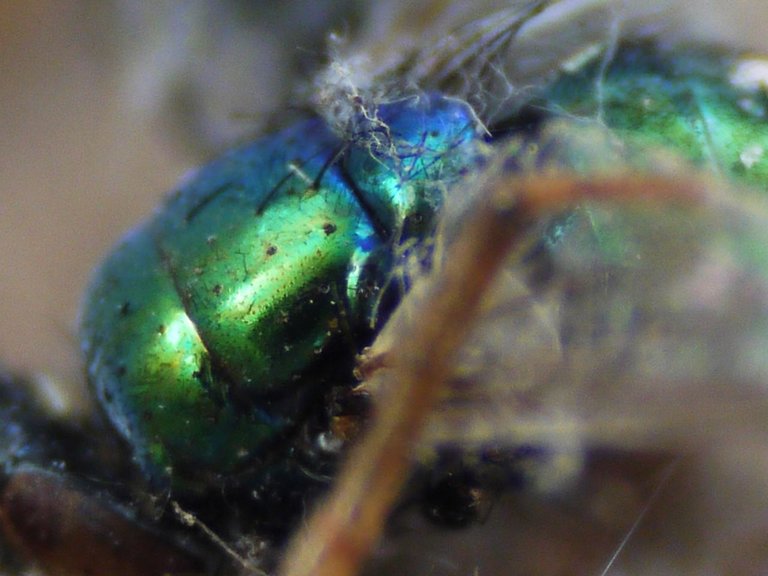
[277,172,702,576]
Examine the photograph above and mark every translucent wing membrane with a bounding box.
[416,128,768,456]
[284,3,768,575]
[287,123,768,576]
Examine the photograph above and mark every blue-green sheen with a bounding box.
[507,43,768,267]
[541,43,768,188]
[79,95,482,491]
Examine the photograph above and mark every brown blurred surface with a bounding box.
[0,3,186,391]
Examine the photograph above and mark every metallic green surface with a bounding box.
[81,43,768,494]
[80,95,482,489]
[541,43,768,188]
[495,44,768,272]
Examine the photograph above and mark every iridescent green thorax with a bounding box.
[79,95,482,492]
[539,43,768,188]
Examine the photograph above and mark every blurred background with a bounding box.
[3,1,768,575]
